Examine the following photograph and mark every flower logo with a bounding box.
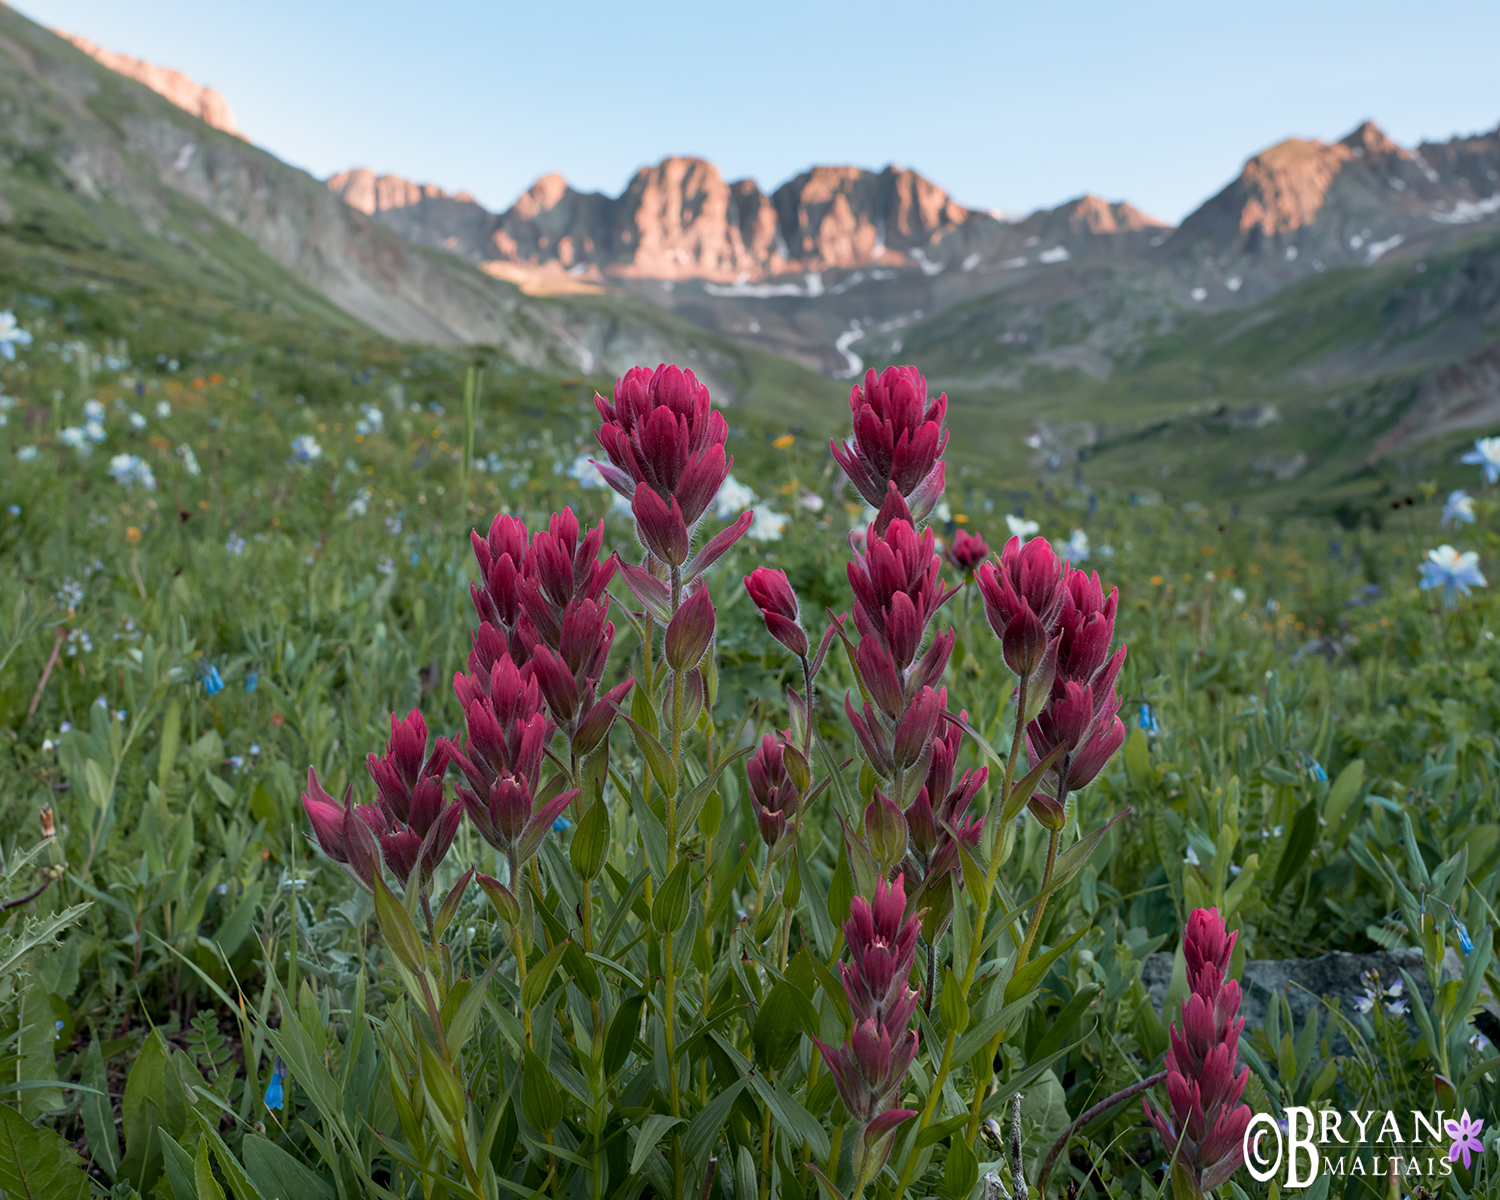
[1445,1109,1485,1169]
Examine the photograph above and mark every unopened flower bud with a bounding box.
[665,585,715,670]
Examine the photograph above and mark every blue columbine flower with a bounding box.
[264,1056,287,1111]
[245,672,258,692]
[1442,489,1477,528]
[1419,545,1487,609]
[1461,437,1500,485]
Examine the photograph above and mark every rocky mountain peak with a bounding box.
[1057,194,1168,235]
[514,173,571,220]
[1341,120,1406,161]
[54,30,240,136]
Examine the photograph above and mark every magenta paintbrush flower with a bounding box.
[1144,907,1253,1197]
[744,566,809,658]
[745,729,807,851]
[830,366,948,520]
[814,874,921,1181]
[946,527,990,574]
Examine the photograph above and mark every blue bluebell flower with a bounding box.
[264,1056,286,1110]
[1419,544,1487,609]
[1303,753,1327,783]
[410,551,419,567]
[1442,489,1477,528]
[1458,921,1474,956]
[1461,437,1500,485]
[202,664,225,696]
[1138,702,1162,736]
[244,672,258,692]
[552,816,572,832]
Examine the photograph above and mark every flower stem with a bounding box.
[1035,1068,1167,1195]
[666,562,685,1197]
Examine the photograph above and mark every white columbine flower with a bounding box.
[155,401,172,418]
[354,403,384,436]
[59,426,92,456]
[291,434,322,463]
[1419,544,1487,608]
[1462,437,1500,485]
[108,454,157,490]
[177,444,200,477]
[1230,587,1247,604]
[83,399,106,422]
[1005,513,1040,539]
[0,312,32,361]
[1442,489,1477,527]
[1054,527,1090,563]
[746,503,790,542]
[128,411,146,430]
[714,473,756,519]
[345,487,373,518]
[16,445,37,462]
[85,420,107,443]
[566,453,606,489]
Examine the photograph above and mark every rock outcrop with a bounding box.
[53,30,240,136]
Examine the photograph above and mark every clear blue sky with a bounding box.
[15,0,1500,224]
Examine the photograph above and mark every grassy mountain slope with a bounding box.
[884,228,1500,515]
[0,9,844,423]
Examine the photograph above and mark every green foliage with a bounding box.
[3,244,1500,1200]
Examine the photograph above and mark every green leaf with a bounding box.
[119,1030,185,1191]
[630,676,660,740]
[1124,726,1152,792]
[521,938,572,1012]
[682,1076,750,1165]
[752,979,819,1071]
[156,1131,197,1200]
[0,1100,89,1199]
[1271,802,1319,897]
[1031,985,1100,1065]
[624,771,671,884]
[570,798,610,881]
[157,698,182,790]
[192,1109,268,1200]
[675,746,754,840]
[942,1135,978,1198]
[652,857,693,934]
[80,1038,119,1182]
[195,1135,227,1200]
[419,1040,465,1127]
[1005,927,1088,1005]
[1047,809,1131,897]
[241,1135,337,1200]
[520,1050,562,1132]
[747,1073,829,1161]
[623,714,676,798]
[603,994,648,1079]
[1322,759,1364,847]
[630,1115,685,1176]
[372,876,427,977]
[84,758,111,813]
[938,967,969,1035]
